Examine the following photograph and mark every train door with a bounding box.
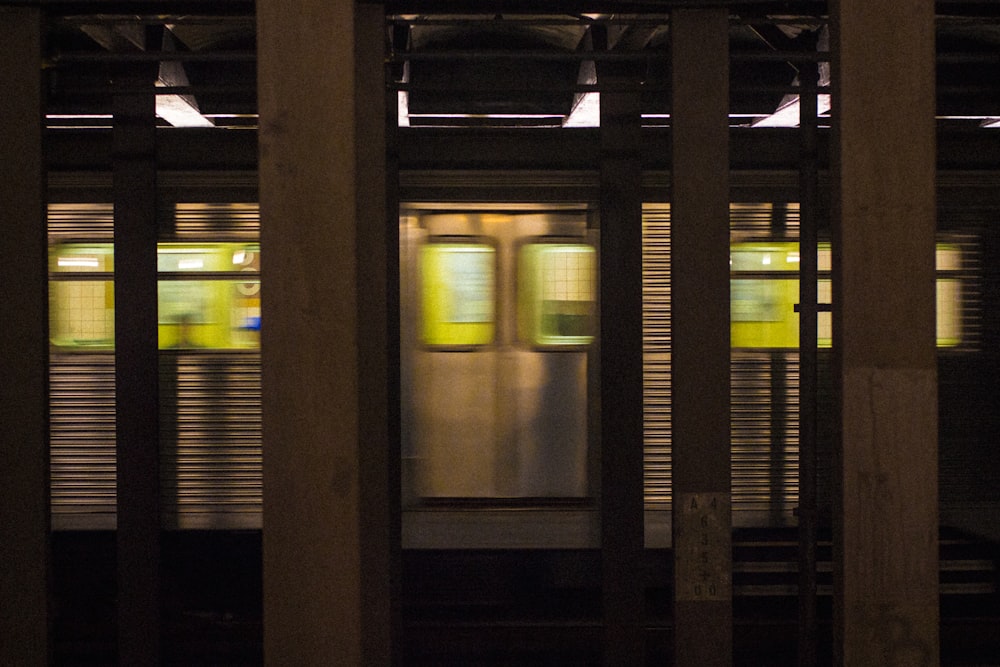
[401,210,596,500]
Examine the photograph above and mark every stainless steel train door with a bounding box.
[401,210,596,499]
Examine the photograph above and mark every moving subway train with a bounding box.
[47,193,992,544]
[400,209,596,502]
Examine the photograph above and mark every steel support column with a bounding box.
[670,9,732,666]
[113,53,162,667]
[598,50,645,667]
[259,1,393,663]
[831,1,939,664]
[0,7,50,665]
[797,37,821,667]
[356,3,399,664]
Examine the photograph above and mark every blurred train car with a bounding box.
[400,209,597,502]
[48,201,262,530]
[46,182,997,547]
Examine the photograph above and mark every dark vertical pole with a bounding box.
[597,37,646,666]
[113,51,161,666]
[797,38,820,667]
[0,7,51,666]
[670,9,732,667]
[831,1,938,664]
[355,4,398,665]
[385,17,405,667]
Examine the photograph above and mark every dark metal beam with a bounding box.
[113,48,162,666]
[598,51,645,667]
[0,8,51,664]
[797,32,820,667]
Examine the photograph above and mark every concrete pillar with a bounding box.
[0,7,50,665]
[258,2,394,664]
[670,9,732,667]
[831,1,939,664]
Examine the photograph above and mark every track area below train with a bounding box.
[52,528,999,665]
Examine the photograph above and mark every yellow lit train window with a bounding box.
[733,241,964,349]
[518,243,596,346]
[49,244,115,348]
[157,243,260,349]
[730,242,801,348]
[49,280,116,348]
[158,280,259,349]
[936,245,962,347]
[49,242,261,350]
[420,242,496,346]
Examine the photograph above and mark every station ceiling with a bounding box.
[38,2,1000,131]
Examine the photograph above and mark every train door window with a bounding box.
[420,241,496,346]
[517,243,596,346]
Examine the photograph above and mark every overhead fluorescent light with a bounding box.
[982,118,1000,128]
[398,91,411,127]
[564,60,600,128]
[155,85,215,128]
[563,92,600,127]
[753,93,831,128]
[754,27,831,129]
[156,29,213,128]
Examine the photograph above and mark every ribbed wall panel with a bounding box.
[170,202,260,238]
[159,352,262,527]
[731,352,800,516]
[47,203,114,240]
[50,354,117,521]
[642,204,672,507]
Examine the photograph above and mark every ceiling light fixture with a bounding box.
[156,29,213,128]
[752,93,831,128]
[155,85,215,128]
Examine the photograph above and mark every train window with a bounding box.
[49,280,116,348]
[936,244,962,347]
[732,241,964,349]
[49,244,116,348]
[158,243,260,349]
[420,242,496,346]
[730,242,801,348]
[158,280,260,349]
[48,242,260,350]
[517,243,596,346]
